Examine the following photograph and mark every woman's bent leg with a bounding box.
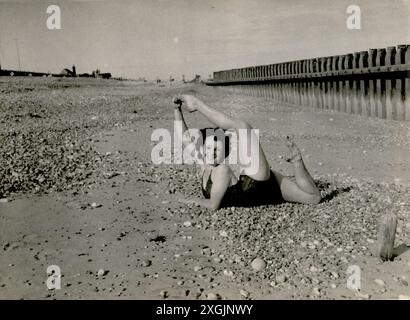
[292,159,320,196]
[272,171,321,205]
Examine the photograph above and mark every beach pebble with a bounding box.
[0,198,8,203]
[356,292,371,299]
[183,221,192,227]
[219,230,228,237]
[159,290,168,299]
[239,290,249,298]
[206,292,219,300]
[275,274,287,284]
[141,260,152,267]
[97,269,107,277]
[374,279,385,287]
[223,269,234,277]
[311,287,321,296]
[251,258,266,271]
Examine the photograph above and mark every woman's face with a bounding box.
[203,136,225,165]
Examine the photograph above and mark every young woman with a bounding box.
[174,93,321,210]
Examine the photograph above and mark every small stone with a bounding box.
[91,202,102,208]
[142,260,152,267]
[310,266,319,273]
[159,290,168,299]
[330,284,337,289]
[312,287,321,296]
[356,292,371,299]
[206,292,219,300]
[97,269,107,277]
[223,269,234,277]
[219,230,228,237]
[251,258,266,271]
[0,198,8,203]
[275,274,286,284]
[239,290,249,298]
[213,257,222,264]
[194,265,202,272]
[374,279,385,287]
[183,221,192,227]
[177,280,184,286]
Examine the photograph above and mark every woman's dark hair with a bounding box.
[197,127,231,160]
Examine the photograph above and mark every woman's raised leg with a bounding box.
[285,136,320,196]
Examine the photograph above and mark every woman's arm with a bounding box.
[179,165,232,210]
[180,95,250,130]
[174,103,191,147]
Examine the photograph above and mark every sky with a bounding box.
[0,0,408,80]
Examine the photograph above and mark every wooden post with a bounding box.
[317,58,324,109]
[308,59,314,106]
[375,48,387,118]
[385,46,397,120]
[358,51,369,117]
[369,79,376,118]
[285,63,290,103]
[352,52,361,115]
[290,62,296,104]
[338,55,346,113]
[326,57,332,110]
[344,54,353,114]
[332,56,339,112]
[395,45,410,121]
[301,61,307,106]
[377,214,398,261]
[403,45,410,120]
[368,49,377,117]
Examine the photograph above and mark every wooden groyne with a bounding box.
[205,45,410,121]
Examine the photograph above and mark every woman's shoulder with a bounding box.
[211,164,233,179]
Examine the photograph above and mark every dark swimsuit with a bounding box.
[201,169,284,207]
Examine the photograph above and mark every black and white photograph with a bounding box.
[0,0,409,304]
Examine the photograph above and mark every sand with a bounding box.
[0,77,409,299]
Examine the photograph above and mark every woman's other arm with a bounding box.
[179,165,232,210]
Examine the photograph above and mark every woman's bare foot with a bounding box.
[284,135,302,163]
